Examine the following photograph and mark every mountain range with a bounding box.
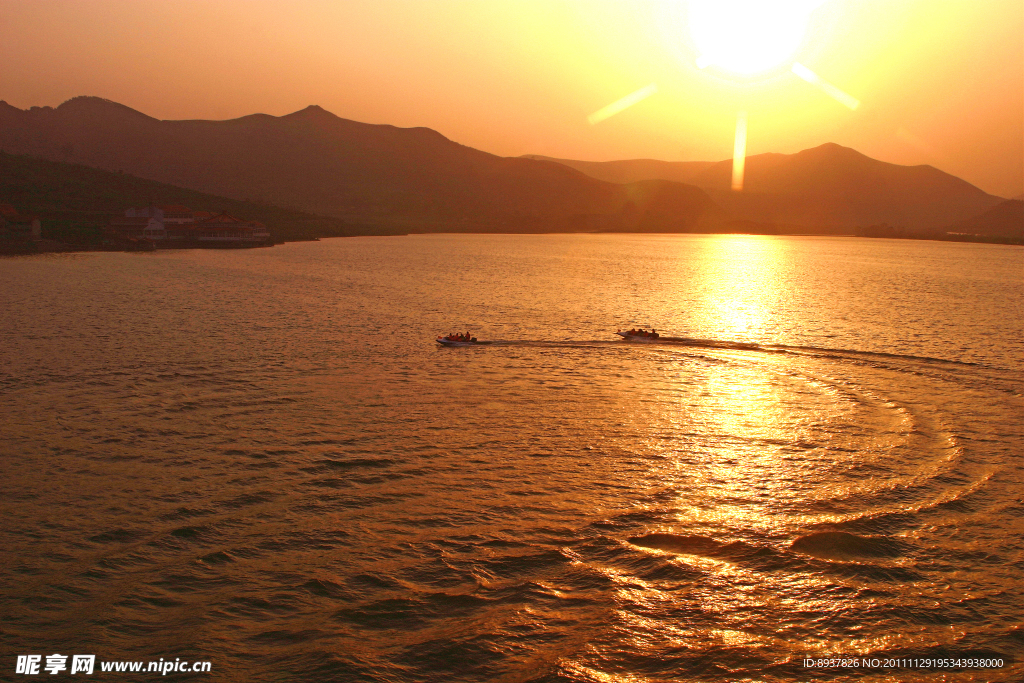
[0,97,718,234]
[525,148,1009,231]
[0,96,1019,238]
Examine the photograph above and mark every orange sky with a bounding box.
[1,0,1021,197]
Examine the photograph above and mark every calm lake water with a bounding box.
[2,234,1022,682]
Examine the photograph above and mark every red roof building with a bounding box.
[0,203,42,239]
[194,212,270,243]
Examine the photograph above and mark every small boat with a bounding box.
[436,335,491,347]
[615,328,661,341]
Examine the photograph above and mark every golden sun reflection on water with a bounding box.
[688,235,786,343]
[677,357,801,534]
[636,236,808,532]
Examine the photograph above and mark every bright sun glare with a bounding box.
[689,0,822,75]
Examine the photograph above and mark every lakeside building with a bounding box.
[109,205,270,247]
[0,202,42,240]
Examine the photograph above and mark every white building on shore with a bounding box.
[110,205,270,247]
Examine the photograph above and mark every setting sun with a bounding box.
[689,0,822,75]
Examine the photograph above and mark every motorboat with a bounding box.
[615,328,661,341]
[436,335,491,347]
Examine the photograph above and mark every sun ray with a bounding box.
[732,110,748,191]
[791,62,860,110]
[587,83,658,125]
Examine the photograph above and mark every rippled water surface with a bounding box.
[2,234,1023,682]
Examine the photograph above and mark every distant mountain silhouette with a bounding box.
[522,155,716,186]
[530,144,1004,232]
[946,199,1023,239]
[0,97,720,233]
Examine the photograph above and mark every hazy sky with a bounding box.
[1,0,1021,196]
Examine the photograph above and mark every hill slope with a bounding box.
[0,97,720,233]
[947,199,1024,239]
[0,152,356,242]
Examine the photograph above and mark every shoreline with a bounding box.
[3,231,1019,256]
